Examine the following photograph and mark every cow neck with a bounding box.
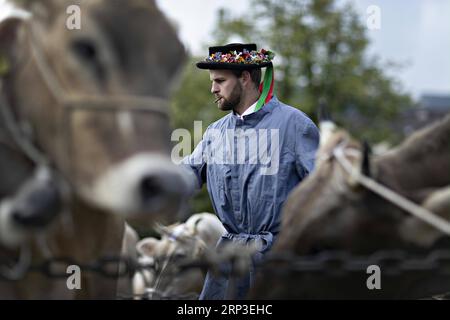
[332,140,450,236]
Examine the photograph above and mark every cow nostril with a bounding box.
[11,209,43,227]
[11,210,25,225]
[140,176,164,203]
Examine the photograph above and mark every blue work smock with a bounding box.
[182,96,319,299]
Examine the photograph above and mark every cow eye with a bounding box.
[174,253,186,260]
[71,38,106,82]
[71,39,97,61]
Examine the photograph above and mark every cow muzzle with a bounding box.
[86,153,190,220]
[0,167,62,248]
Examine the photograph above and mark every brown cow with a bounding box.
[250,114,450,299]
[0,0,188,299]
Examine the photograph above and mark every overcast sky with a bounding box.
[155,0,450,100]
[1,0,449,99]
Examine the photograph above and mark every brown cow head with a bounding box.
[0,0,189,223]
[275,116,450,255]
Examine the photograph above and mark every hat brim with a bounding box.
[196,61,272,70]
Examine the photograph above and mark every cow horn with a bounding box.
[317,97,337,147]
[361,140,372,177]
[154,223,171,237]
[317,97,331,123]
[192,217,203,236]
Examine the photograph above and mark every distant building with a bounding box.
[396,94,450,136]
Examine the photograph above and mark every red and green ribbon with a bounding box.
[255,63,274,112]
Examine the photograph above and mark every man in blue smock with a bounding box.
[182,43,319,299]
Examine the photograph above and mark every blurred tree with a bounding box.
[213,0,412,142]
[170,57,223,130]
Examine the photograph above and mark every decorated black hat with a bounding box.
[196,43,275,70]
[197,43,276,111]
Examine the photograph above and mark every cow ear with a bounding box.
[13,0,63,16]
[10,1,67,30]
[154,223,172,237]
[136,238,159,256]
[0,17,25,75]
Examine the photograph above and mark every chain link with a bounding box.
[2,249,450,281]
[261,249,450,276]
[2,249,450,300]
[0,255,144,281]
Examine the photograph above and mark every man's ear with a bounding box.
[0,17,25,75]
[240,70,252,87]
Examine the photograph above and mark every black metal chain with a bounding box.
[258,249,450,276]
[2,249,450,281]
[119,290,199,301]
[0,255,145,281]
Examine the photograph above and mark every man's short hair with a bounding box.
[231,69,261,89]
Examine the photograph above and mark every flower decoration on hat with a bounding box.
[205,49,275,66]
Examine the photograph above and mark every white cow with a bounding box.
[133,213,225,299]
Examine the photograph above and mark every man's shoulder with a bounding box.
[272,99,316,128]
[206,113,233,131]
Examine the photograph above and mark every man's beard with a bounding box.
[217,82,242,111]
